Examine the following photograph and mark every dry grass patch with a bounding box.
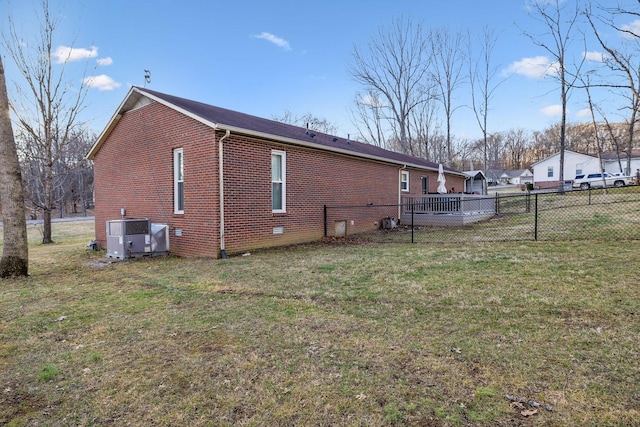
[0,221,639,426]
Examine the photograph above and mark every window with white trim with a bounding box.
[174,148,184,214]
[272,150,286,213]
[401,170,409,192]
[547,166,554,178]
[576,163,583,176]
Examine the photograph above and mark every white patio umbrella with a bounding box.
[437,163,447,194]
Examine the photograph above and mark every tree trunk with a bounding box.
[42,163,54,244]
[42,208,52,244]
[0,56,29,277]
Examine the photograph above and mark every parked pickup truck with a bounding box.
[572,172,632,190]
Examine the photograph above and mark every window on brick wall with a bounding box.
[272,150,286,213]
[401,170,409,192]
[174,148,184,214]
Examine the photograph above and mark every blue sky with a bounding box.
[2,0,638,141]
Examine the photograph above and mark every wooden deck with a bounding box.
[400,194,496,226]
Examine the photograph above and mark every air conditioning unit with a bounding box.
[150,223,170,254]
[382,216,397,229]
[106,219,170,259]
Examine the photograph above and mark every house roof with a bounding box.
[530,150,596,167]
[600,150,640,160]
[501,169,532,178]
[463,170,486,180]
[87,87,465,177]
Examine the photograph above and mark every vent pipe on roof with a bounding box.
[218,129,231,259]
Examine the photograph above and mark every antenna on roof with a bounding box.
[304,122,316,138]
[144,70,151,87]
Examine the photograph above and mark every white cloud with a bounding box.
[254,32,291,51]
[540,104,564,116]
[97,57,113,66]
[83,74,121,91]
[576,108,592,118]
[52,45,98,63]
[621,19,640,38]
[503,56,559,79]
[583,51,608,62]
[359,93,387,108]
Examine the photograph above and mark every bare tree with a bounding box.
[586,2,640,175]
[426,130,448,163]
[66,130,95,216]
[407,88,440,159]
[467,27,506,172]
[21,127,94,218]
[484,131,507,170]
[0,55,28,277]
[504,129,530,169]
[272,110,338,135]
[351,91,387,147]
[580,72,610,191]
[601,119,626,173]
[350,16,433,155]
[430,28,466,166]
[525,0,585,192]
[451,138,475,171]
[3,0,90,243]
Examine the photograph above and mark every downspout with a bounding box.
[218,129,231,259]
[398,165,407,221]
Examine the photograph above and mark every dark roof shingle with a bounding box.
[138,87,459,174]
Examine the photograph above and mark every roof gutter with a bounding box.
[218,129,231,259]
[215,124,467,177]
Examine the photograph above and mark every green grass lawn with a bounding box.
[0,220,639,426]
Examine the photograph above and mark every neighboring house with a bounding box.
[86,87,466,258]
[501,169,533,185]
[484,169,532,186]
[484,169,504,186]
[532,149,640,188]
[531,150,599,189]
[600,150,640,178]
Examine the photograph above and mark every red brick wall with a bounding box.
[93,102,220,258]
[534,180,562,190]
[93,101,466,257]
[222,136,398,253]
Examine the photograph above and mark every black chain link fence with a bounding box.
[324,186,640,243]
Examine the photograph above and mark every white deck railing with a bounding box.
[401,194,495,226]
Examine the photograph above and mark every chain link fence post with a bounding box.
[534,193,538,241]
[411,201,414,244]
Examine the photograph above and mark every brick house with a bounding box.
[87,87,466,258]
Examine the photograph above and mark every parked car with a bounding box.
[572,172,632,190]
